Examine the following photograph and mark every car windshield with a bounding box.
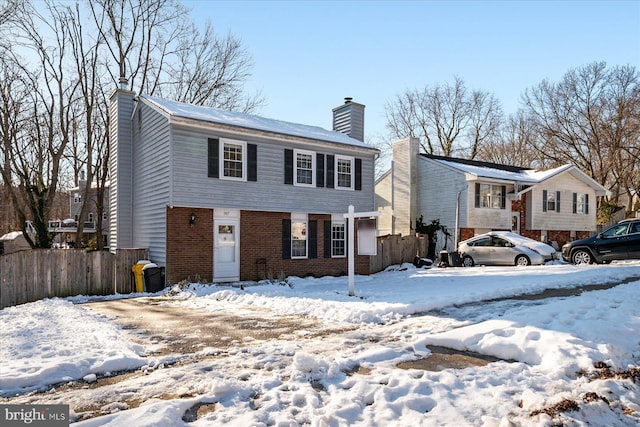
[601,223,629,238]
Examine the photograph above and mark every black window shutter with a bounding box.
[556,191,561,212]
[500,185,506,209]
[573,193,577,214]
[585,194,589,214]
[309,220,317,259]
[355,158,362,191]
[323,220,332,258]
[247,144,257,182]
[475,183,480,208]
[284,149,293,185]
[208,138,219,178]
[316,154,325,187]
[542,190,548,212]
[282,219,291,259]
[326,155,334,188]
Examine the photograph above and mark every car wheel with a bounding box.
[462,255,474,267]
[515,255,531,266]
[571,249,593,265]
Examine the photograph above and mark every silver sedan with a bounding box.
[457,232,557,267]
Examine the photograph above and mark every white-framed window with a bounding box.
[102,211,108,221]
[291,213,308,258]
[73,194,81,204]
[573,193,589,214]
[88,213,94,223]
[220,139,247,181]
[475,183,505,209]
[335,155,354,190]
[543,190,560,213]
[331,221,346,258]
[294,149,315,187]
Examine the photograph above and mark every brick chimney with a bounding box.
[332,97,365,142]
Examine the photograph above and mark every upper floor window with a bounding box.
[88,213,94,223]
[73,194,81,204]
[208,138,257,182]
[285,149,362,191]
[335,155,354,190]
[221,140,246,181]
[295,149,315,187]
[573,193,589,214]
[474,183,506,209]
[542,190,561,213]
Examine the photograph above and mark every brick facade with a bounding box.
[240,210,369,281]
[166,206,213,284]
[166,207,370,283]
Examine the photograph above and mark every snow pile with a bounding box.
[1,261,639,426]
[0,299,147,396]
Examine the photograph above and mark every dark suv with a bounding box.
[562,219,640,264]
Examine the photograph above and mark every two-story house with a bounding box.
[376,137,609,252]
[48,173,110,248]
[109,85,379,284]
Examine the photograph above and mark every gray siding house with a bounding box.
[376,137,609,252]
[109,88,379,284]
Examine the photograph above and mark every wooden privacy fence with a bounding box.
[370,234,429,273]
[0,248,148,309]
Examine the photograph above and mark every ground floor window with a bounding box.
[291,213,308,258]
[332,222,346,257]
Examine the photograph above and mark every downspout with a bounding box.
[455,190,462,249]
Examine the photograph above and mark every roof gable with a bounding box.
[419,154,609,195]
[139,95,377,151]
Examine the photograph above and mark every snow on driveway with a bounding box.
[1,261,639,426]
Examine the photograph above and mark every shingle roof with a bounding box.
[140,95,378,151]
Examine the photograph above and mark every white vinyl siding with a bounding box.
[131,103,171,264]
[527,174,597,231]
[171,125,376,214]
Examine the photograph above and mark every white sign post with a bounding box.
[344,205,380,297]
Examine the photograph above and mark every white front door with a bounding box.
[214,216,240,282]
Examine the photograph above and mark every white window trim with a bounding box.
[477,183,504,210]
[219,138,247,182]
[576,194,587,214]
[335,155,355,191]
[331,220,346,258]
[293,149,316,187]
[291,212,308,259]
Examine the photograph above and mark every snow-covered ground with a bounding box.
[1,261,639,426]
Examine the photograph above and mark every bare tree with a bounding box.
[522,62,640,214]
[160,21,264,112]
[476,110,546,168]
[385,77,503,158]
[0,1,80,248]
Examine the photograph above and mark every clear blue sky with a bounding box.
[184,0,640,142]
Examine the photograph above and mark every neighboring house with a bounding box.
[48,173,110,248]
[109,86,379,284]
[376,137,610,252]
